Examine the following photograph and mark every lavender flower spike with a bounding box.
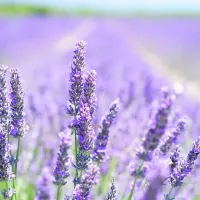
[92,99,120,163]
[169,146,181,173]
[137,87,175,161]
[82,70,97,116]
[1,188,15,200]
[160,118,186,155]
[0,131,13,181]
[106,179,117,200]
[170,137,200,187]
[73,163,99,200]
[10,69,26,137]
[53,132,72,186]
[0,65,10,130]
[67,41,86,116]
[36,167,53,200]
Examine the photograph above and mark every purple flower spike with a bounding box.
[82,70,97,116]
[170,137,200,187]
[106,179,117,200]
[67,41,86,116]
[92,99,120,163]
[36,167,53,200]
[169,146,181,173]
[160,118,187,155]
[77,104,94,152]
[138,87,175,161]
[0,65,10,130]
[0,131,13,181]
[73,163,99,200]
[1,188,15,200]
[53,132,72,186]
[9,69,27,137]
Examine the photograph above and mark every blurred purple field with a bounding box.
[1,15,200,200]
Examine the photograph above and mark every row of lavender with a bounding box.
[1,40,200,200]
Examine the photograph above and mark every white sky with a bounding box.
[2,0,200,12]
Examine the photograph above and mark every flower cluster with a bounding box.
[67,41,86,116]
[0,65,10,130]
[9,69,26,137]
[0,131,13,181]
[53,132,72,186]
[36,167,53,200]
[82,70,97,116]
[106,179,117,200]
[92,99,120,162]
[137,87,175,161]
[73,163,99,200]
[169,137,200,187]
[160,118,186,155]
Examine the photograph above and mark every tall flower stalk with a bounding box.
[9,69,27,200]
[0,66,14,200]
[92,99,120,163]
[53,132,72,200]
[166,136,200,199]
[66,41,86,186]
[128,87,175,200]
[106,179,117,200]
[73,163,99,200]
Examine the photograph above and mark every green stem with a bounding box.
[166,186,174,200]
[56,186,61,200]
[14,136,21,177]
[11,136,21,200]
[74,129,79,187]
[127,162,144,200]
[11,178,18,200]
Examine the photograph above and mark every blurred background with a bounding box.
[1,0,200,97]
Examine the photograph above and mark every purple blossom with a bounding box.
[35,167,53,200]
[73,163,99,200]
[169,146,181,173]
[77,104,94,152]
[92,99,120,163]
[67,41,86,116]
[137,87,175,161]
[1,188,15,200]
[106,179,117,200]
[160,118,186,155]
[53,132,72,186]
[0,65,10,130]
[9,69,27,137]
[82,70,97,116]
[0,131,13,181]
[170,137,200,187]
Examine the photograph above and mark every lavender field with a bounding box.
[1,16,200,200]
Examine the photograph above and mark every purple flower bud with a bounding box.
[138,87,175,161]
[9,69,27,137]
[169,146,181,173]
[0,131,13,181]
[0,65,10,130]
[73,163,99,199]
[106,179,117,200]
[160,118,187,155]
[82,70,97,116]
[1,188,15,199]
[67,41,86,116]
[53,132,72,186]
[92,99,120,162]
[36,167,53,200]
[169,137,200,187]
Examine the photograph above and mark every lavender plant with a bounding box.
[166,137,200,199]
[53,132,72,200]
[92,99,120,163]
[1,39,200,200]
